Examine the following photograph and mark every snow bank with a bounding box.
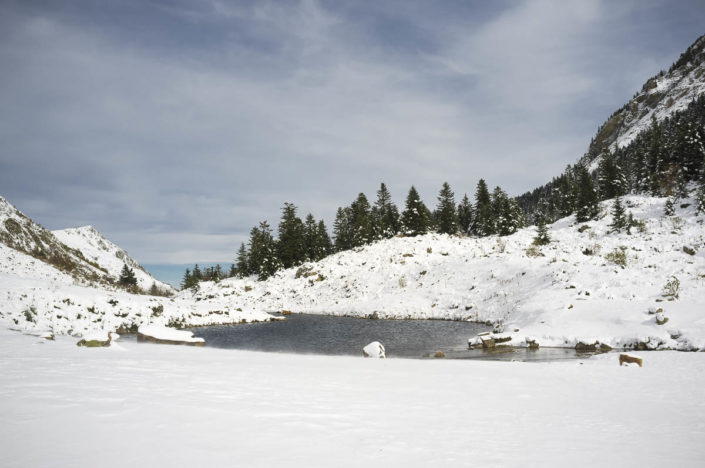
[137,324,204,345]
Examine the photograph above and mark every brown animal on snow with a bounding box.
[619,354,643,367]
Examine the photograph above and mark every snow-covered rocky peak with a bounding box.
[582,34,705,168]
[53,225,174,293]
[0,196,108,283]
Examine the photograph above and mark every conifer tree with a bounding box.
[315,220,333,260]
[180,267,198,290]
[349,193,373,247]
[609,197,626,232]
[457,193,473,235]
[532,215,550,246]
[374,183,400,239]
[664,197,675,216]
[435,182,458,235]
[400,186,430,236]
[192,264,203,281]
[278,202,306,269]
[248,221,281,280]
[597,152,627,200]
[119,263,138,287]
[575,165,599,222]
[303,213,318,262]
[472,179,494,236]
[333,207,352,252]
[229,264,237,278]
[236,242,249,278]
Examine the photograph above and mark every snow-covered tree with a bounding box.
[400,186,430,236]
[435,182,458,235]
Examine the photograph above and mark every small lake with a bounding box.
[188,313,488,358]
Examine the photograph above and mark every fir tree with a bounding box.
[192,264,203,281]
[575,165,599,222]
[118,263,138,287]
[400,186,430,236]
[457,193,473,235]
[236,242,249,278]
[597,151,627,200]
[248,221,281,280]
[315,220,333,260]
[532,215,550,246]
[373,183,400,239]
[472,179,494,236]
[303,213,318,262]
[435,182,458,235]
[349,193,373,247]
[277,202,306,269]
[333,207,352,252]
[180,268,198,290]
[664,197,675,216]
[609,197,626,232]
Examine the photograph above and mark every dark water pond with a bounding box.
[184,314,593,361]
[187,313,488,359]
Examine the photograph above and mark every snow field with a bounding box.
[0,328,703,467]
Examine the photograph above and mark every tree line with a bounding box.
[181,180,524,288]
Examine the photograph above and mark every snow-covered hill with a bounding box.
[0,196,108,284]
[53,225,174,293]
[179,193,705,350]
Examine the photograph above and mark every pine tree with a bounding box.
[435,182,458,235]
[472,179,494,236]
[457,193,473,234]
[575,165,599,222]
[192,264,203,281]
[229,263,237,278]
[374,183,400,239]
[609,197,626,232]
[597,151,627,200]
[664,197,675,216]
[248,221,281,280]
[180,268,198,290]
[119,263,138,287]
[236,242,249,278]
[278,202,306,269]
[333,207,352,252]
[400,186,430,236]
[315,220,333,260]
[303,213,318,262]
[349,193,373,247]
[533,215,550,246]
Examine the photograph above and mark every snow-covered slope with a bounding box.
[53,225,174,293]
[182,193,705,350]
[0,242,273,337]
[0,196,108,284]
[583,34,705,169]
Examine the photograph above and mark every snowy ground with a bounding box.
[0,328,703,467]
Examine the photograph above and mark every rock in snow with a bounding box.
[362,341,385,358]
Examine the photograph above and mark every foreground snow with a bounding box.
[0,328,703,467]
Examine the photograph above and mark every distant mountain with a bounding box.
[53,226,174,293]
[0,196,171,293]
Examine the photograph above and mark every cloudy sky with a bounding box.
[1,0,704,266]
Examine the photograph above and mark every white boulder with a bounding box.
[362,341,385,358]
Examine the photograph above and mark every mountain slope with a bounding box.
[0,196,109,284]
[582,34,705,166]
[53,226,174,293]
